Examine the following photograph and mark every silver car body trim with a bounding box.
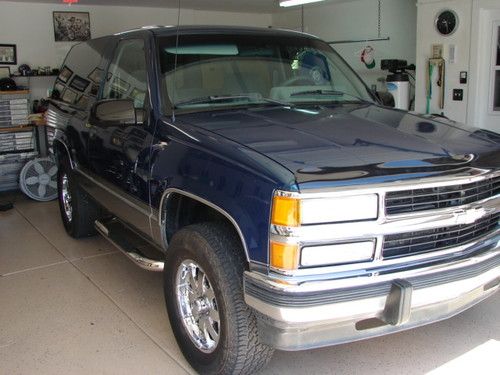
[244,241,500,350]
[270,168,499,276]
[279,167,499,197]
[53,138,76,169]
[155,188,251,261]
[76,169,153,237]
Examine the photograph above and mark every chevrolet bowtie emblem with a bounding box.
[454,206,487,225]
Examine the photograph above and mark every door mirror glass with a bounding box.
[93,99,141,125]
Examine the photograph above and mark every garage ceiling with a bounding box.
[7,0,357,12]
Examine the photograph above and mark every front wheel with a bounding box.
[164,223,274,375]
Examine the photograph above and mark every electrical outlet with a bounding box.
[453,89,464,101]
[460,71,467,84]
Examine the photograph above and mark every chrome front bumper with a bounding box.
[244,236,500,351]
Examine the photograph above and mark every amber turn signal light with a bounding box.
[271,196,300,227]
[270,241,300,270]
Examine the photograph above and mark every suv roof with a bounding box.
[116,25,319,40]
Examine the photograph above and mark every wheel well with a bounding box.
[163,193,249,265]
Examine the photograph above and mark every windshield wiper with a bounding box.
[175,94,292,108]
[290,89,369,103]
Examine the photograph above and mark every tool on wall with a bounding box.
[426,58,446,114]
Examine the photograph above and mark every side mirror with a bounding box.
[92,99,143,126]
[375,91,395,108]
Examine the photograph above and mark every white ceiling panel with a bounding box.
[3,0,359,13]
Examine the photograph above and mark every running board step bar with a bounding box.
[95,219,165,272]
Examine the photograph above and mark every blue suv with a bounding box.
[49,26,500,374]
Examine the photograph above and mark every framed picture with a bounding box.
[53,11,91,42]
[61,88,78,104]
[53,81,66,99]
[87,67,104,84]
[69,75,90,92]
[76,95,90,109]
[0,44,17,65]
[58,66,73,83]
[0,66,10,79]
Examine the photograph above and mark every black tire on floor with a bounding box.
[164,222,274,375]
[57,157,99,238]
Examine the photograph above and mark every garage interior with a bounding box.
[0,0,499,374]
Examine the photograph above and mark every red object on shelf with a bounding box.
[62,0,79,4]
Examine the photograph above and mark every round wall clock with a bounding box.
[435,10,459,36]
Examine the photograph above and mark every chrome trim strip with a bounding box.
[282,168,499,197]
[77,169,152,218]
[245,240,500,294]
[53,138,75,169]
[157,188,251,261]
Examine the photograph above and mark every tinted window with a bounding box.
[158,34,374,111]
[102,39,148,109]
[53,38,110,109]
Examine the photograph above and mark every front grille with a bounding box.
[382,213,500,259]
[385,175,500,215]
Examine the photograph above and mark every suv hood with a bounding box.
[178,104,500,189]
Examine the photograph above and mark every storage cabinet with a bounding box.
[0,90,37,192]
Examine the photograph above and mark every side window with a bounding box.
[102,39,148,109]
[53,38,110,109]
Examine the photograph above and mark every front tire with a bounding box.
[57,157,99,238]
[164,223,274,375]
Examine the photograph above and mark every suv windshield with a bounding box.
[158,33,374,111]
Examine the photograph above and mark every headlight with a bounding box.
[301,194,378,224]
[301,241,375,267]
[271,193,378,226]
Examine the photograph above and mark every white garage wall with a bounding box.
[0,1,272,71]
[272,0,418,90]
[414,0,473,122]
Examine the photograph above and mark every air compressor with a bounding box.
[381,59,415,111]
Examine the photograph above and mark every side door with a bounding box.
[86,36,154,236]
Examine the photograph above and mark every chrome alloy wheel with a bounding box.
[176,260,221,353]
[61,174,73,222]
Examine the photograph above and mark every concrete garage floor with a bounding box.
[0,194,499,375]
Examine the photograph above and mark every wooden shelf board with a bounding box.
[0,90,30,95]
[0,125,34,132]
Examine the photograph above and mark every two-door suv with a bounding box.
[48,26,500,374]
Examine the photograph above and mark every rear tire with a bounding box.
[57,157,99,238]
[164,222,274,375]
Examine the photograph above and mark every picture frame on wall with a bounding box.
[0,44,17,65]
[61,88,78,104]
[58,65,73,83]
[69,75,90,93]
[0,66,11,79]
[53,11,91,42]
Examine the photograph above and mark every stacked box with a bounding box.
[0,130,35,152]
[0,151,37,192]
[0,91,37,191]
[0,92,29,128]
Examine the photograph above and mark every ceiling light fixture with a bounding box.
[279,0,325,7]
